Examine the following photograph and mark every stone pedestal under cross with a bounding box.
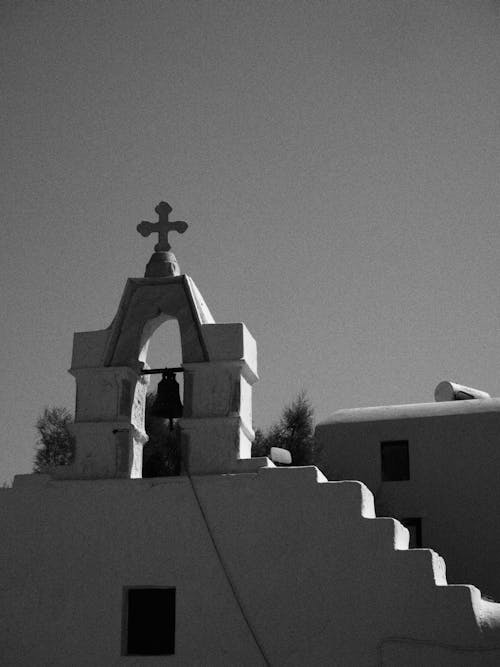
[137,201,188,277]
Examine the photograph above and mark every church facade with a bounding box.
[2,203,500,665]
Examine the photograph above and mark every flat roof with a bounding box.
[317,398,500,426]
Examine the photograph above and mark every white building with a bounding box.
[2,204,500,665]
[315,390,500,603]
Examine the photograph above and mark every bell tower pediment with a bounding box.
[58,203,259,480]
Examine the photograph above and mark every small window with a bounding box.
[381,440,409,481]
[400,518,422,548]
[124,587,175,655]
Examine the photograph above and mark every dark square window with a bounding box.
[124,587,175,655]
[400,517,422,548]
[381,440,409,481]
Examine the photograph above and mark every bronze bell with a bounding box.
[152,369,183,429]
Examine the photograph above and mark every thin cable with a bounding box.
[187,473,271,666]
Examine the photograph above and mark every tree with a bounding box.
[251,428,268,458]
[251,391,316,466]
[34,407,75,472]
[33,396,182,477]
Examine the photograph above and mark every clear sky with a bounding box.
[1,1,499,484]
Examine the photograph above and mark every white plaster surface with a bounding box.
[381,639,500,666]
[180,416,253,475]
[68,274,258,477]
[184,275,215,324]
[316,398,500,601]
[71,366,140,423]
[57,421,146,479]
[2,466,500,665]
[105,277,208,366]
[182,361,253,423]
[202,322,258,378]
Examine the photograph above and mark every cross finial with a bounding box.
[137,202,189,277]
[137,201,188,252]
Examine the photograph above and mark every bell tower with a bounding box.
[58,201,259,479]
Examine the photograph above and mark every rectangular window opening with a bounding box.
[124,587,175,656]
[380,440,410,481]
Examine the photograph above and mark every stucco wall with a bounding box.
[2,466,500,666]
[0,475,264,666]
[315,400,500,601]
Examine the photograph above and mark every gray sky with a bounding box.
[1,1,499,484]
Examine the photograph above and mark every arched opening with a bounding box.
[142,317,184,394]
[139,318,184,477]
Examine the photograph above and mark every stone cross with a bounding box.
[137,201,188,252]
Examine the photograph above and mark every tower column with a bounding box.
[181,352,257,474]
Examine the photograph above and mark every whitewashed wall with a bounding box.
[2,465,500,665]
